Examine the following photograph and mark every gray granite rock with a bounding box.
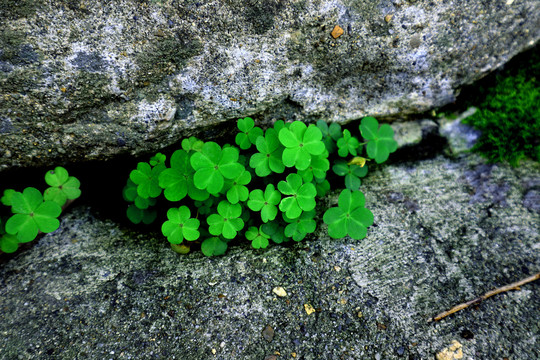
[1,0,539,171]
[1,119,538,358]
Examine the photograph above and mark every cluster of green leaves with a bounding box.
[123,116,397,256]
[0,167,81,253]
[462,50,539,166]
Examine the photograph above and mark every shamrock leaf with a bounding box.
[159,149,210,202]
[297,152,330,183]
[323,189,374,240]
[181,136,204,152]
[194,197,216,215]
[149,152,166,166]
[247,184,281,223]
[316,120,342,152]
[278,173,317,219]
[284,210,316,242]
[235,117,263,150]
[0,233,19,253]
[261,221,288,244]
[279,122,325,170]
[332,160,368,190]
[5,187,62,243]
[224,169,251,204]
[1,189,17,206]
[190,142,244,195]
[207,200,244,239]
[123,179,158,210]
[161,206,200,244]
[44,166,81,207]
[126,204,157,224]
[315,178,331,197]
[130,161,165,199]
[360,116,398,163]
[246,226,270,249]
[249,128,285,176]
[201,237,228,257]
[336,129,360,157]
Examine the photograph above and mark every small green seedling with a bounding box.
[360,116,398,163]
[161,206,200,244]
[44,166,81,207]
[249,128,285,176]
[130,161,165,199]
[246,226,270,249]
[236,117,263,150]
[207,200,244,239]
[323,189,374,240]
[5,187,62,243]
[337,129,360,157]
[247,184,281,223]
[279,122,326,170]
[278,173,317,219]
[190,142,244,195]
[332,160,368,190]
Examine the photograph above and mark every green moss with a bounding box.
[463,50,540,166]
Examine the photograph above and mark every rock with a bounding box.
[262,325,274,342]
[0,0,539,171]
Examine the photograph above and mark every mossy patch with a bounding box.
[463,49,540,166]
[0,0,37,19]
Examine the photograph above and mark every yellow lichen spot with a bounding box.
[331,25,344,39]
[60,87,67,92]
[291,352,297,358]
[436,340,463,360]
[385,14,393,23]
[304,303,315,315]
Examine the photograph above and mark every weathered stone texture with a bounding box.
[1,0,538,170]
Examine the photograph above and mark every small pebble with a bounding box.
[262,325,274,342]
[331,25,344,39]
[272,286,287,297]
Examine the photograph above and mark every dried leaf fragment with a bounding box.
[304,303,316,315]
[331,25,344,39]
[272,286,288,297]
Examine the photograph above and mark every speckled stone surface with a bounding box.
[1,118,538,359]
[1,0,539,170]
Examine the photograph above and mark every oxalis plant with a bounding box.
[0,167,81,253]
[123,117,397,256]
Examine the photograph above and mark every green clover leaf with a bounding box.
[201,237,228,257]
[249,128,285,176]
[190,142,244,195]
[44,166,81,207]
[323,189,374,240]
[5,187,62,243]
[279,122,325,170]
[283,210,316,242]
[316,120,342,152]
[315,178,331,197]
[360,116,398,163]
[235,117,263,150]
[207,200,244,239]
[332,160,368,190]
[181,136,204,152]
[224,169,251,204]
[278,173,317,219]
[158,149,210,202]
[126,204,157,224]
[261,222,288,244]
[149,152,166,166]
[130,161,165,199]
[0,219,19,253]
[1,189,17,206]
[247,184,281,223]
[336,129,360,157]
[246,226,270,249]
[123,179,157,210]
[161,206,200,244]
[194,197,216,215]
[297,152,330,183]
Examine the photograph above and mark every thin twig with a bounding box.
[431,271,540,322]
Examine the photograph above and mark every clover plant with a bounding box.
[0,166,80,253]
[123,115,396,256]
